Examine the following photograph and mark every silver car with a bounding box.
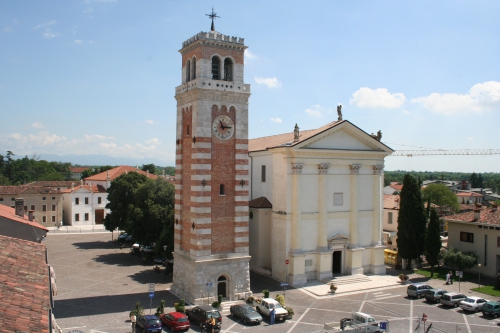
[407,283,432,299]
[460,296,489,312]
[440,292,467,307]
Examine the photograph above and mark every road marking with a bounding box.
[286,307,310,333]
[374,294,401,300]
[373,291,384,294]
[409,299,413,333]
[462,313,472,333]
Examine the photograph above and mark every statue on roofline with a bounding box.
[337,104,343,121]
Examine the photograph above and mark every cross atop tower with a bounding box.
[205,7,220,31]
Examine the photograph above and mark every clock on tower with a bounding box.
[171,13,251,304]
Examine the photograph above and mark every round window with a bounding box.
[249,211,254,219]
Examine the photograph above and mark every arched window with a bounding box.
[212,56,221,80]
[223,58,233,81]
[219,184,225,195]
[192,57,196,80]
[186,60,191,82]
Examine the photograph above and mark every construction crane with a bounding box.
[390,149,500,157]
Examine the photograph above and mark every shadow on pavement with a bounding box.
[72,240,117,250]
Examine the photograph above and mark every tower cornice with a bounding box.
[180,31,247,54]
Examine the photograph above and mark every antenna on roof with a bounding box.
[206,7,220,31]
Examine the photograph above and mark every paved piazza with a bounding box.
[47,232,500,333]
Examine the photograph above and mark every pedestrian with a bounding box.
[449,271,453,284]
[270,306,276,325]
[445,272,450,285]
[130,314,136,332]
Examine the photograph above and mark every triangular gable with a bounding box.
[328,233,349,242]
[73,187,93,194]
[296,121,393,153]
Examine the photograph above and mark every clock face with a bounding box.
[213,115,234,140]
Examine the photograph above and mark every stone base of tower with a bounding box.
[171,252,252,305]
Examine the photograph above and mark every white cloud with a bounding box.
[402,110,411,114]
[42,30,60,39]
[34,21,56,30]
[144,119,154,125]
[411,81,500,115]
[255,76,281,89]
[146,138,160,145]
[83,134,114,142]
[3,27,12,32]
[350,87,406,108]
[304,104,332,117]
[74,40,82,44]
[244,49,256,60]
[31,122,45,129]
[84,8,94,13]
[468,137,474,140]
[270,118,282,123]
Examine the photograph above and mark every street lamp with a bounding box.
[477,263,482,289]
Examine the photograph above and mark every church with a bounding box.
[171,16,393,304]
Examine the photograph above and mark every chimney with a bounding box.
[28,210,34,222]
[15,198,24,217]
[492,204,498,212]
[474,208,481,221]
[461,180,467,190]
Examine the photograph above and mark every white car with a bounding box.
[460,296,489,312]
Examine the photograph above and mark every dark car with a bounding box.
[424,288,448,303]
[407,283,432,299]
[186,305,222,328]
[440,292,467,307]
[159,312,190,331]
[136,314,162,333]
[230,304,263,325]
[482,301,500,318]
[117,233,129,242]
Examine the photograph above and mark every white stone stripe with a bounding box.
[191,238,211,245]
[192,153,212,159]
[195,142,212,149]
[234,196,248,201]
[235,237,249,242]
[175,204,182,210]
[236,143,248,150]
[195,218,211,225]
[235,154,248,160]
[192,229,211,235]
[234,247,249,253]
[191,207,211,214]
[191,196,211,203]
[235,164,250,170]
[192,174,211,180]
[234,216,248,222]
[192,186,212,192]
[235,227,248,232]
[192,164,212,170]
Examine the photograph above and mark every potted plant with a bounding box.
[262,289,270,298]
[330,284,338,293]
[246,296,255,304]
[174,299,185,313]
[285,306,294,319]
[398,274,409,283]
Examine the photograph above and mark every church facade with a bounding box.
[248,120,393,285]
[171,28,252,304]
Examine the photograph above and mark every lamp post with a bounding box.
[478,263,482,289]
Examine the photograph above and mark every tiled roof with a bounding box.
[249,120,345,152]
[61,184,107,194]
[0,204,48,232]
[383,194,400,209]
[456,192,483,197]
[0,186,62,195]
[249,196,272,208]
[84,165,158,181]
[389,182,403,191]
[26,181,76,188]
[70,167,90,173]
[0,235,51,333]
[445,206,500,225]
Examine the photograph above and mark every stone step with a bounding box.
[324,274,372,285]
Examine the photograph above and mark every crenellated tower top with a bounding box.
[181,31,246,52]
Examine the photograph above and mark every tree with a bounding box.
[470,172,479,188]
[477,173,483,188]
[127,178,175,249]
[141,163,157,175]
[103,172,149,232]
[442,247,477,271]
[396,174,427,269]
[424,208,442,277]
[422,184,460,213]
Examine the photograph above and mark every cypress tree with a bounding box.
[425,208,442,277]
[396,174,427,270]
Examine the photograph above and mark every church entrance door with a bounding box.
[332,251,342,274]
[217,276,227,299]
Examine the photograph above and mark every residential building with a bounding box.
[84,165,157,188]
[383,194,399,250]
[445,203,500,278]
[383,182,403,195]
[456,191,483,205]
[0,185,63,228]
[248,120,393,284]
[0,199,48,242]
[70,166,91,179]
[61,182,108,226]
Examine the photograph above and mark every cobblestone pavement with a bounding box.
[46,232,500,333]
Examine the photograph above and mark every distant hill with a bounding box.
[35,153,173,168]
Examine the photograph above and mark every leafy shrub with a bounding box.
[275,294,285,307]
[174,299,185,313]
[262,289,270,298]
[246,296,255,304]
[129,301,145,317]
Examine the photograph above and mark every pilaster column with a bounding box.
[349,164,361,248]
[372,165,384,246]
[291,163,303,252]
[317,163,329,251]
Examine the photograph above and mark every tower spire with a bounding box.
[206,7,220,31]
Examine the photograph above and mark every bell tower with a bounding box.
[171,16,251,304]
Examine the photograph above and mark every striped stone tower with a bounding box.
[171,26,251,304]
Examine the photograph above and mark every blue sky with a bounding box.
[1,0,499,172]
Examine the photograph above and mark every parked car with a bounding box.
[140,245,154,253]
[407,283,432,299]
[440,292,467,307]
[424,289,448,303]
[159,312,190,331]
[230,304,263,325]
[117,233,129,242]
[482,301,500,318]
[185,305,222,328]
[153,257,166,264]
[136,314,162,333]
[460,296,489,312]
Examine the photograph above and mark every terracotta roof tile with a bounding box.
[0,205,48,232]
[249,197,272,208]
[445,206,500,225]
[25,181,75,188]
[84,165,158,181]
[0,186,62,195]
[456,192,483,197]
[61,184,107,194]
[383,194,400,209]
[389,182,403,191]
[0,235,51,333]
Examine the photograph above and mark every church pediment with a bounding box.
[328,233,349,242]
[296,121,392,153]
